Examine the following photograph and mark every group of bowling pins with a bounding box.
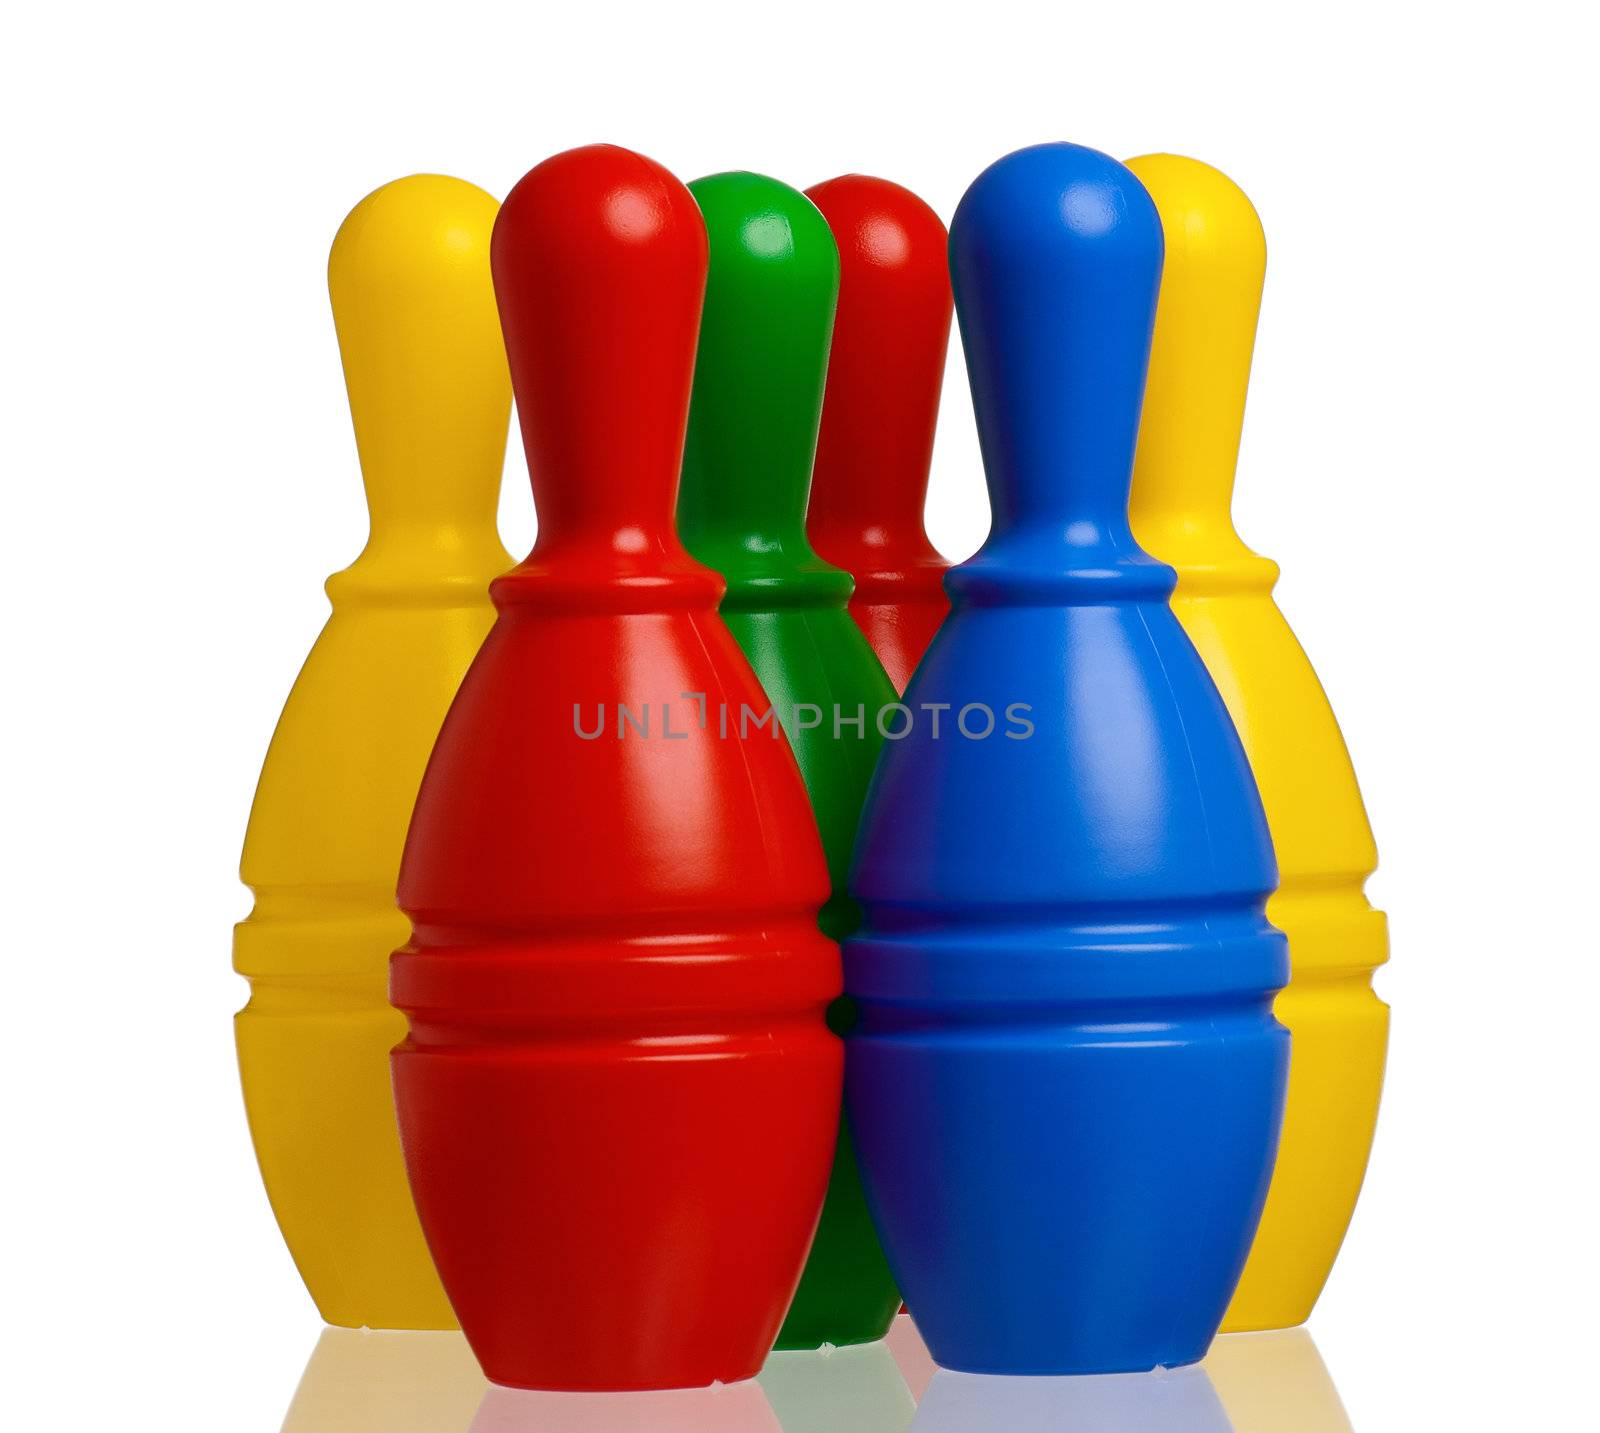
[235,139,1389,1394]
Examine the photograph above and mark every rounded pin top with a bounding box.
[807,173,947,279]
[327,174,509,542]
[677,171,841,597]
[329,172,500,300]
[494,143,706,270]
[1127,154,1268,540]
[490,144,709,555]
[805,175,952,552]
[950,141,1162,275]
[1125,153,1265,267]
[691,168,837,268]
[948,142,1164,575]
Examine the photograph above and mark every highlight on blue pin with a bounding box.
[841,141,1292,1375]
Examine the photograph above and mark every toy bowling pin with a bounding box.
[844,142,1290,1374]
[235,174,511,1329]
[390,145,841,1391]
[1126,153,1389,1331]
[677,170,900,1350]
[804,176,954,693]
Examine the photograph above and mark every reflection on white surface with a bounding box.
[911,1363,1233,1433]
[759,1341,914,1432]
[1204,1329,1354,1433]
[280,1327,487,1432]
[884,1315,936,1401]
[275,1322,1351,1433]
[891,1319,1353,1433]
[472,1379,781,1432]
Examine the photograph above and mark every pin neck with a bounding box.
[1128,414,1276,598]
[492,521,724,615]
[1127,415,1256,576]
[677,512,854,614]
[1131,508,1281,598]
[805,357,946,584]
[947,516,1176,608]
[358,498,503,557]
[808,517,948,613]
[1128,414,1277,596]
[808,504,945,571]
[807,426,943,570]
[326,492,509,607]
[676,481,814,561]
[953,451,1175,606]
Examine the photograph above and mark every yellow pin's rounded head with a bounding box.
[1127,153,1265,274]
[329,172,501,307]
[1127,154,1266,538]
[327,175,511,538]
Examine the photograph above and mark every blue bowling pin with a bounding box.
[843,142,1291,1375]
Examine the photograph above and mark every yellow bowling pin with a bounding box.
[1127,153,1389,1331]
[234,175,511,1329]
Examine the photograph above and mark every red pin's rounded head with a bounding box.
[804,175,953,548]
[492,145,709,547]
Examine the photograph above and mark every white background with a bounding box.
[4,2,1595,1428]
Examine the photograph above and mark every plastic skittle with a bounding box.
[1126,153,1389,1332]
[805,176,954,694]
[677,171,900,1350]
[844,143,1290,1374]
[235,174,511,1330]
[390,145,841,1392]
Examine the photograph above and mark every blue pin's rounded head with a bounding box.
[949,143,1164,564]
[951,141,1162,269]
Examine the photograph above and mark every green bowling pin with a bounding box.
[680,171,900,1349]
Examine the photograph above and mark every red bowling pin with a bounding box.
[805,176,954,694]
[390,145,841,1393]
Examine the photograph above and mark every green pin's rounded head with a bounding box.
[679,171,846,607]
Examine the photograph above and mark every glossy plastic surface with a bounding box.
[805,176,954,693]
[1127,153,1389,1332]
[234,174,511,1330]
[679,171,900,1349]
[844,143,1290,1374]
[390,146,841,1392]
